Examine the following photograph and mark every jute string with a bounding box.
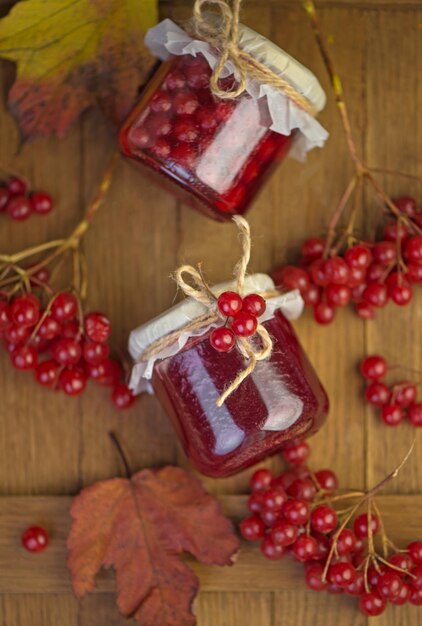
[139,216,275,407]
[191,0,317,117]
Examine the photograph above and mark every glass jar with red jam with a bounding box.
[129,274,329,478]
[119,19,328,221]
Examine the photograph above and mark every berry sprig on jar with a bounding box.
[272,195,422,325]
[0,174,53,221]
[209,290,266,353]
[239,439,422,616]
[360,354,422,427]
[0,155,134,409]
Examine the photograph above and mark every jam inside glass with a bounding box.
[151,310,328,477]
[119,53,293,221]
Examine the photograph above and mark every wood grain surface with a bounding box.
[0,0,421,625]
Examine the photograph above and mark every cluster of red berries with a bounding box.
[0,287,135,409]
[239,440,422,616]
[0,175,53,221]
[209,290,266,352]
[272,196,422,324]
[360,355,422,427]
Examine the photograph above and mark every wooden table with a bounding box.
[0,1,421,624]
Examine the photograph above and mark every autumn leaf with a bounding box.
[68,466,239,626]
[0,0,158,140]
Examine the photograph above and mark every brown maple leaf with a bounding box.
[0,0,158,140]
[68,466,239,626]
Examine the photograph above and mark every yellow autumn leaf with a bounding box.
[0,0,158,139]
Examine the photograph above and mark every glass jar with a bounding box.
[129,275,329,478]
[119,20,327,221]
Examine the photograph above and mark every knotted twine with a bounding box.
[138,216,275,407]
[191,0,318,117]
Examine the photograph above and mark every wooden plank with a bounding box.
[0,595,78,626]
[0,494,421,594]
[160,0,422,8]
[196,592,273,626]
[363,7,422,496]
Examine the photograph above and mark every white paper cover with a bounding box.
[145,19,329,160]
[129,273,304,395]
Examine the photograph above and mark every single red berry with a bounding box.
[172,91,199,115]
[410,588,422,606]
[61,320,80,339]
[372,241,397,265]
[325,284,351,307]
[364,381,391,406]
[260,535,285,560]
[150,138,171,158]
[165,70,186,91]
[8,176,28,196]
[173,118,199,143]
[260,509,283,528]
[301,284,320,306]
[410,565,422,590]
[112,383,135,409]
[291,535,318,561]
[281,439,310,465]
[242,293,266,317]
[390,582,411,606]
[10,294,40,328]
[30,192,53,215]
[327,562,357,588]
[10,345,37,370]
[336,529,357,555]
[275,266,310,292]
[0,300,10,331]
[393,195,417,217]
[348,266,366,288]
[35,360,60,388]
[363,283,388,308]
[59,367,86,396]
[250,468,273,492]
[145,113,172,138]
[407,262,422,283]
[150,90,172,113]
[377,571,403,599]
[261,488,287,512]
[247,492,264,514]
[360,355,388,380]
[310,505,338,534]
[367,566,384,588]
[4,323,30,345]
[270,520,298,547]
[344,244,372,269]
[405,236,422,264]
[309,259,330,287]
[51,292,78,323]
[0,186,11,211]
[408,403,422,427]
[313,532,330,560]
[356,301,375,320]
[345,571,365,596]
[51,338,82,366]
[325,256,350,285]
[383,220,409,243]
[39,315,61,341]
[287,478,317,502]
[86,358,121,386]
[21,526,49,552]
[301,237,325,261]
[408,541,422,564]
[281,498,310,526]
[394,382,417,408]
[381,403,404,426]
[326,582,344,595]
[240,515,266,541]
[231,311,258,337]
[313,302,335,325]
[353,513,379,538]
[387,273,413,305]
[217,291,243,317]
[366,262,385,283]
[389,551,414,571]
[359,591,387,617]
[7,196,33,221]
[305,563,327,591]
[83,341,110,365]
[84,312,111,343]
[209,327,236,353]
[315,469,338,492]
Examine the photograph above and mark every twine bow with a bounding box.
[139,216,274,407]
[192,0,318,116]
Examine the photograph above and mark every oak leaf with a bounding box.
[0,0,158,139]
[68,466,239,626]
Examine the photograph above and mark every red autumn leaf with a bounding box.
[0,0,158,140]
[67,466,239,626]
